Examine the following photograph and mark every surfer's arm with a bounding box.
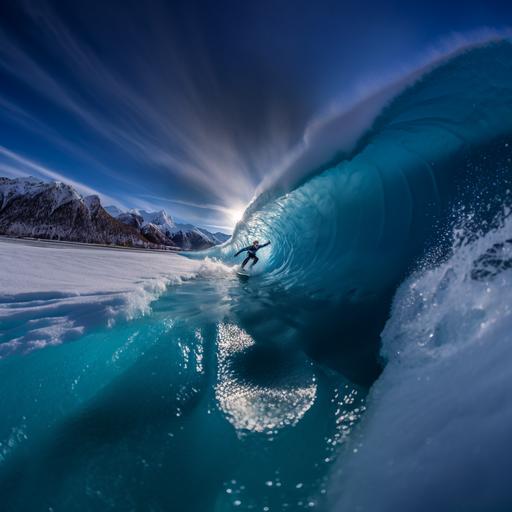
[259,241,271,248]
[234,247,249,257]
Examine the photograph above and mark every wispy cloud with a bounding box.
[139,193,243,215]
[0,0,296,214]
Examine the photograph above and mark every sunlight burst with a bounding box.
[228,206,246,226]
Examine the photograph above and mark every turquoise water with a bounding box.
[0,274,366,511]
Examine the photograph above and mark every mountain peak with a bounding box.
[104,205,123,218]
[84,195,101,215]
[0,176,151,247]
[0,176,80,212]
[0,175,229,250]
[128,208,176,231]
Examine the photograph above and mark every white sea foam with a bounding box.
[330,211,512,511]
[195,256,237,278]
[0,238,201,355]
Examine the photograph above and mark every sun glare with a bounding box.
[229,206,245,226]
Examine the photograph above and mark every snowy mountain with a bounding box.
[129,209,176,235]
[197,228,231,244]
[0,176,229,250]
[104,205,123,218]
[0,177,165,248]
[110,207,230,249]
[117,212,143,229]
[0,176,81,212]
[141,223,175,246]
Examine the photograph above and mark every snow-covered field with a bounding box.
[0,238,201,355]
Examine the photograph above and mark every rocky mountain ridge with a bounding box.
[0,177,229,250]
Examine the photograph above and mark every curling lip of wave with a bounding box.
[214,40,512,309]
[243,33,512,225]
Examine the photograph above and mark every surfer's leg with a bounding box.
[241,255,251,269]
[250,256,259,267]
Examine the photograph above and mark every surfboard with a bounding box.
[237,270,250,278]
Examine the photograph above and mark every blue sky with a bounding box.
[0,0,511,232]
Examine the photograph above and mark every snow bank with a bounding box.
[330,212,512,511]
[0,238,201,355]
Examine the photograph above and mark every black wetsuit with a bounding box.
[234,242,270,269]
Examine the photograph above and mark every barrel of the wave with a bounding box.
[212,42,512,384]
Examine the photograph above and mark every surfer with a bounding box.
[234,240,271,269]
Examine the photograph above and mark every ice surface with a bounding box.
[0,238,201,355]
[329,212,512,511]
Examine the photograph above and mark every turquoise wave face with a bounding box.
[211,41,512,376]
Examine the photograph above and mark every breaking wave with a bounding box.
[209,41,512,382]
